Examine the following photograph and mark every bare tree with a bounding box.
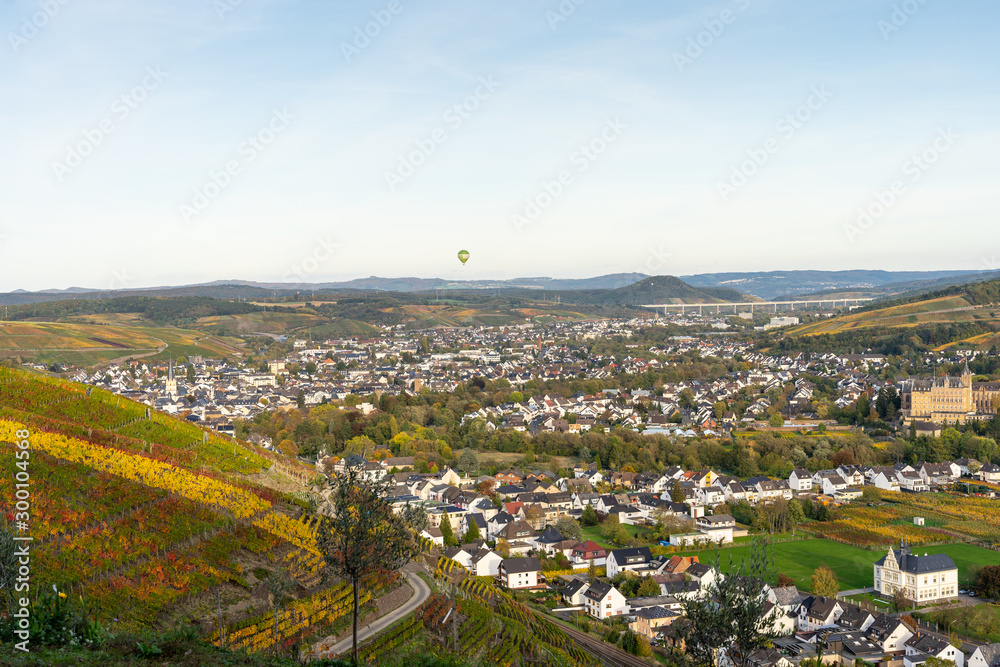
[317,464,419,665]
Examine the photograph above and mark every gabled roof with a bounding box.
[609,547,653,565]
[973,643,1000,667]
[501,557,541,574]
[584,580,615,602]
[874,547,956,574]
[563,578,589,597]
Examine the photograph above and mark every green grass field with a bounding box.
[580,524,658,548]
[675,539,1000,593]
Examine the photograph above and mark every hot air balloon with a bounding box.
[457,250,470,265]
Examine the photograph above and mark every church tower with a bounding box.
[165,358,178,398]
[961,360,974,412]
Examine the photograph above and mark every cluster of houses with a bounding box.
[64,312,973,442]
[796,458,999,500]
[556,542,968,667]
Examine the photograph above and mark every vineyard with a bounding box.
[806,491,1000,548]
[808,504,956,547]
[0,368,332,638]
[0,366,316,478]
[408,561,602,667]
[212,582,367,655]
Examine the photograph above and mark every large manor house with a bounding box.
[901,362,1000,424]
[873,541,959,604]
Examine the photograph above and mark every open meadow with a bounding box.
[675,539,1000,592]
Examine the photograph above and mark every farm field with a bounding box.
[675,539,1000,592]
[195,310,328,335]
[788,294,1000,337]
[0,320,243,366]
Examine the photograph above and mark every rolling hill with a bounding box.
[785,277,1000,351]
[682,269,989,299]
[0,366,327,646]
[554,275,755,306]
[0,321,245,367]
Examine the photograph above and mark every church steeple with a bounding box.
[962,359,972,385]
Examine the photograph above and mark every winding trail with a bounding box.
[315,565,430,659]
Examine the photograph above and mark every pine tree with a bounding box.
[463,518,481,543]
[439,511,456,546]
[671,480,685,503]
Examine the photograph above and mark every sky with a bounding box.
[1,0,998,291]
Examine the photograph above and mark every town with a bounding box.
[26,307,1000,667]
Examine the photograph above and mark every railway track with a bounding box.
[552,619,653,667]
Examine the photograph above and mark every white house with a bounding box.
[896,470,930,493]
[696,485,726,507]
[419,527,444,546]
[821,475,849,496]
[695,514,735,544]
[979,464,1000,483]
[874,543,958,604]
[873,471,901,493]
[866,614,913,653]
[606,547,656,578]
[905,633,965,667]
[562,578,590,606]
[469,548,504,577]
[789,469,813,493]
[797,595,843,631]
[968,643,1000,667]
[583,580,630,619]
[499,557,542,590]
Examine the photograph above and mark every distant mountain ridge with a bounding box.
[4,270,995,306]
[552,275,753,306]
[681,269,984,299]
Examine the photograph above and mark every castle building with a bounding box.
[873,541,957,604]
[900,361,1000,424]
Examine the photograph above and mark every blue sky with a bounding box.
[1,0,997,291]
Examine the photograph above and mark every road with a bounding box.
[315,566,430,659]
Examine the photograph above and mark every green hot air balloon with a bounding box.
[457,250,470,265]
